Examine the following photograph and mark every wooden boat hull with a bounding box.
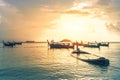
[83,45,100,48]
[3,42,15,47]
[71,54,109,66]
[72,50,90,54]
[15,42,22,45]
[98,42,109,47]
[80,58,109,66]
[50,44,74,49]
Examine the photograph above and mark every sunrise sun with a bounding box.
[50,13,109,41]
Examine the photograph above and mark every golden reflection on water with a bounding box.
[1,43,120,80]
[8,43,117,66]
[25,46,89,68]
[20,43,109,66]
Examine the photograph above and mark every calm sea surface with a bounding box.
[0,42,120,80]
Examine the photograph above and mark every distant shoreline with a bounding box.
[23,42,47,43]
[0,41,120,43]
[0,41,47,43]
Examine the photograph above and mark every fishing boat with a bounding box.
[83,42,100,48]
[14,42,22,45]
[98,42,109,46]
[3,41,15,47]
[72,47,90,54]
[47,39,74,49]
[80,57,109,66]
[71,53,110,66]
[72,41,89,54]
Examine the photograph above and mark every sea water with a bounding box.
[0,42,120,80]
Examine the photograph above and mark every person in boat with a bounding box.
[76,41,80,51]
[77,47,80,52]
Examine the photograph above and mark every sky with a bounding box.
[0,0,120,42]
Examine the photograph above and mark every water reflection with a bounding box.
[0,43,120,80]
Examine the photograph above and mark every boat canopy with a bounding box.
[60,39,72,42]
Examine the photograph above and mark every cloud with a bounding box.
[0,0,120,41]
[90,0,120,37]
[0,15,1,23]
[0,0,6,6]
[96,0,120,34]
[4,0,74,11]
[106,22,120,34]
[72,0,120,34]
[0,0,74,41]
[46,10,90,16]
[97,0,111,5]
[64,10,89,15]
